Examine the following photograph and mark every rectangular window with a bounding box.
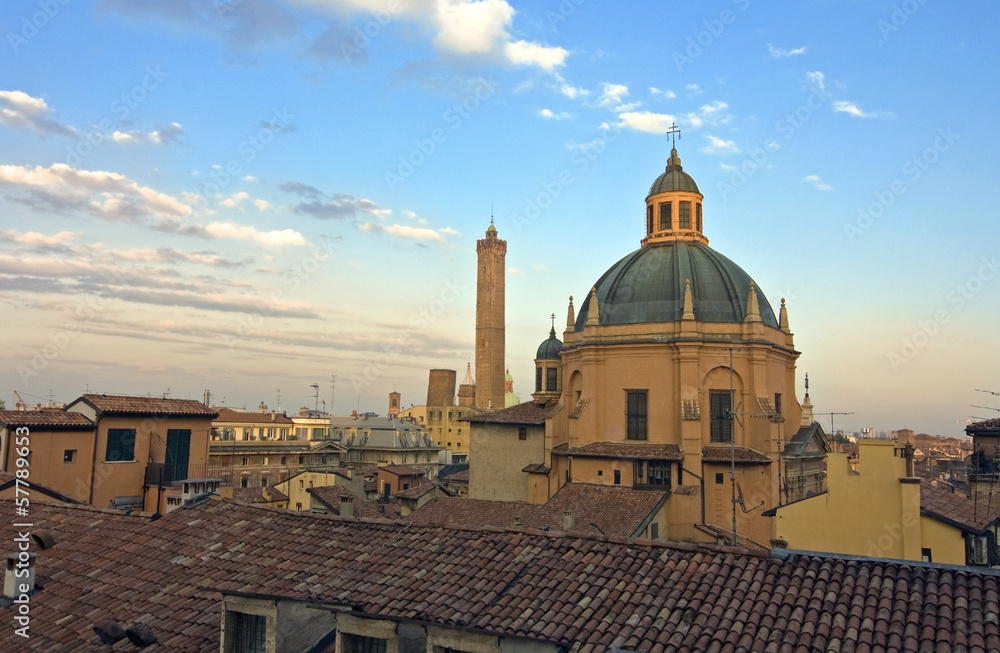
[261,477,268,487]
[715,473,724,485]
[343,634,387,653]
[710,390,733,442]
[233,611,266,653]
[242,457,250,466]
[164,429,191,483]
[650,523,659,539]
[646,461,671,488]
[63,449,76,463]
[647,205,654,234]
[696,203,702,231]
[241,477,249,488]
[546,367,558,392]
[659,202,671,230]
[312,427,325,438]
[774,393,782,419]
[679,201,691,229]
[262,456,269,466]
[614,469,621,485]
[597,470,603,477]
[921,548,932,563]
[105,429,136,462]
[535,366,542,392]
[298,456,304,464]
[626,391,648,440]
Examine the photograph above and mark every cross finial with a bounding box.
[550,313,556,329]
[490,202,494,226]
[666,122,681,148]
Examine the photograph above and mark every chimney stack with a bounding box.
[340,496,355,518]
[563,510,574,531]
[4,552,35,599]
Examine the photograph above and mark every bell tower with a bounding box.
[475,219,506,409]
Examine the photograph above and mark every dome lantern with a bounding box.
[642,124,707,247]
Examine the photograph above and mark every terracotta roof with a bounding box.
[8,498,1000,653]
[378,464,423,477]
[551,441,683,461]
[968,418,1000,435]
[921,481,1000,534]
[462,400,559,425]
[395,482,441,500]
[307,486,383,519]
[522,463,550,474]
[0,410,95,429]
[521,483,667,538]
[702,445,772,464]
[408,497,531,529]
[231,487,288,504]
[214,408,294,425]
[73,394,218,417]
[443,469,469,482]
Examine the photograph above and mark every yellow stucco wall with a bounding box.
[774,440,967,563]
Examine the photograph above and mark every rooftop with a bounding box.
[72,394,219,417]
[551,441,683,461]
[463,400,560,425]
[0,409,95,429]
[6,498,1000,652]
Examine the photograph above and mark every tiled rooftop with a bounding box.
[551,441,683,461]
[6,498,1000,653]
[379,464,423,477]
[408,497,531,529]
[408,483,667,539]
[231,487,289,504]
[462,400,559,425]
[921,481,999,534]
[214,408,294,425]
[702,445,772,464]
[75,394,219,417]
[307,486,384,519]
[0,409,95,429]
[394,483,441,500]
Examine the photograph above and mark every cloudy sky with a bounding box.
[1,1,997,436]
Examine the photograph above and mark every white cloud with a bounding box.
[539,108,571,120]
[803,175,833,191]
[768,44,807,58]
[358,223,444,242]
[701,135,740,154]
[204,221,306,247]
[110,123,184,145]
[220,191,250,207]
[616,111,676,134]
[559,84,588,99]
[0,229,78,248]
[243,175,259,183]
[0,90,77,137]
[685,83,701,93]
[508,267,524,276]
[805,71,826,92]
[598,83,630,107]
[439,226,458,235]
[253,199,272,211]
[650,87,676,99]
[833,101,893,119]
[505,40,568,72]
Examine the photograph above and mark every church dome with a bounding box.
[648,164,700,195]
[536,328,563,360]
[575,240,778,329]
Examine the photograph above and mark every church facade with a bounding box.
[468,143,826,546]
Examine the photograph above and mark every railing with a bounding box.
[144,462,232,487]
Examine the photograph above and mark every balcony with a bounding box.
[144,462,232,487]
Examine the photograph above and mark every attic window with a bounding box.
[232,611,266,653]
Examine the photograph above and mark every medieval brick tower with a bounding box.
[475,220,506,409]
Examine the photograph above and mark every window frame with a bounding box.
[679,201,691,229]
[659,202,671,230]
[709,390,734,443]
[105,428,136,463]
[626,390,648,441]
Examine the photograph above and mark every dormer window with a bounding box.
[659,202,671,230]
[679,202,691,229]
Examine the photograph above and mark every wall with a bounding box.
[12,428,95,503]
[469,422,544,502]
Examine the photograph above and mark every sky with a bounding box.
[1,0,998,437]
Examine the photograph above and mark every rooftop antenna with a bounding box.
[330,375,337,416]
[666,121,681,148]
[309,383,320,411]
[275,388,282,411]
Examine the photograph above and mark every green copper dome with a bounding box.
[536,329,563,360]
[575,240,778,329]
[648,148,700,195]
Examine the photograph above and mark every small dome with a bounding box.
[536,328,563,360]
[505,370,514,382]
[575,240,778,329]
[648,148,701,196]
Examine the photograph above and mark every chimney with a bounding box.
[270,413,276,422]
[258,402,267,414]
[512,516,521,527]
[203,389,211,407]
[340,496,355,518]
[563,510,574,531]
[4,552,35,599]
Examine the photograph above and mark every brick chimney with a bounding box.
[4,552,36,599]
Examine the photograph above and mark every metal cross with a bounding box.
[550,313,556,330]
[666,122,681,148]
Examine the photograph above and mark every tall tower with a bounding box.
[475,220,506,409]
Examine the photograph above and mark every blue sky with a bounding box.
[1,0,997,437]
